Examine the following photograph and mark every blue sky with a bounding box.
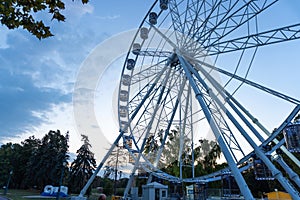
[0,1,300,160]
[0,1,152,155]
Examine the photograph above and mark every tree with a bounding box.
[103,144,129,196]
[26,130,69,189]
[143,128,192,170]
[9,142,26,189]
[199,140,222,172]
[0,0,89,39]
[0,136,42,189]
[69,134,96,195]
[0,141,38,189]
[0,143,14,187]
[104,145,128,180]
[19,136,41,188]
[144,128,225,179]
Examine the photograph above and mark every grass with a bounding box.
[1,189,112,200]
[2,189,70,200]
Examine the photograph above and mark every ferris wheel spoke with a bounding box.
[181,0,204,43]
[177,53,256,198]
[135,75,187,184]
[191,58,300,105]
[178,84,194,175]
[202,23,300,56]
[183,0,238,48]
[129,67,183,149]
[125,68,175,190]
[150,24,179,49]
[153,77,188,167]
[130,60,168,85]
[229,96,300,168]
[183,0,276,55]
[128,90,162,145]
[193,0,277,50]
[182,57,300,198]
[195,58,300,174]
[182,0,221,48]
[129,85,175,141]
[181,56,247,160]
[124,63,172,132]
[169,0,225,48]
[262,105,300,147]
[169,0,186,44]
[133,50,172,57]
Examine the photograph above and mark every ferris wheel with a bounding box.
[78,0,300,199]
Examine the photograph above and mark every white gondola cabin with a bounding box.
[149,12,158,25]
[140,27,149,40]
[119,90,129,101]
[126,59,135,70]
[120,120,129,133]
[132,43,141,55]
[160,0,169,10]
[122,74,131,86]
[119,106,128,118]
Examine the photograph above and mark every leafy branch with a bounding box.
[0,0,89,39]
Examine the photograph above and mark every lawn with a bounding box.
[1,189,110,200]
[2,189,70,200]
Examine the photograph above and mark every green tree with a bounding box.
[201,141,222,172]
[0,0,89,39]
[104,145,128,180]
[9,142,24,189]
[103,145,129,195]
[0,143,14,187]
[0,136,41,189]
[12,136,41,189]
[26,130,69,189]
[144,128,224,179]
[144,128,192,171]
[69,134,96,195]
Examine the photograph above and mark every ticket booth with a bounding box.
[142,182,168,200]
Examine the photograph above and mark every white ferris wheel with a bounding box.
[77,1,300,199]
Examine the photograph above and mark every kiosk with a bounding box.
[142,182,168,200]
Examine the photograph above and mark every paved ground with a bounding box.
[0,196,8,200]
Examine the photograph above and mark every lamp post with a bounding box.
[113,145,121,196]
[4,170,13,195]
[113,144,126,196]
[56,161,67,200]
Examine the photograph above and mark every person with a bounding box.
[98,194,106,200]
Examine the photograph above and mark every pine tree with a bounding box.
[69,134,97,195]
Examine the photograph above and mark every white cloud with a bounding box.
[63,1,94,21]
[1,102,82,154]
[96,15,121,20]
[0,26,11,49]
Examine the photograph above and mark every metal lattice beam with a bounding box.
[203,23,300,56]
[192,0,277,52]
